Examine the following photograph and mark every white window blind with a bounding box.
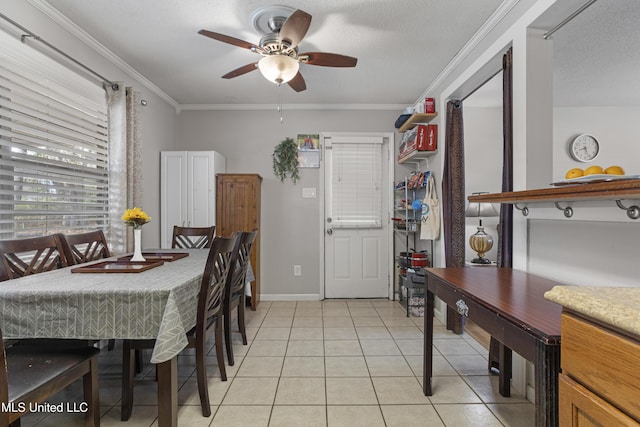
[0,30,109,239]
[328,138,383,228]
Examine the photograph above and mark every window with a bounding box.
[0,30,109,239]
[327,136,383,228]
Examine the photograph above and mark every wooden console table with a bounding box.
[423,267,562,427]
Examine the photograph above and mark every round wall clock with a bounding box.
[569,134,599,162]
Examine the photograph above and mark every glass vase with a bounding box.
[130,228,146,262]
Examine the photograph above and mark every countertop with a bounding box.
[544,286,640,337]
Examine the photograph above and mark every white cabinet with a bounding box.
[160,151,225,248]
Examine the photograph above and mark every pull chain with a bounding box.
[277,83,284,124]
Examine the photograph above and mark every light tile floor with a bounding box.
[20,299,535,426]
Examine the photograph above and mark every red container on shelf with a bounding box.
[424,98,435,113]
[415,124,437,151]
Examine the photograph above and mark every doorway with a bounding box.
[320,132,394,299]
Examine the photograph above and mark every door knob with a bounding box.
[327,228,333,235]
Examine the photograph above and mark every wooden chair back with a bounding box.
[0,235,68,280]
[225,230,258,301]
[196,235,236,336]
[171,226,215,249]
[61,230,111,265]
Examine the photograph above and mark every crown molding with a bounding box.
[415,0,521,105]
[179,103,406,112]
[27,0,180,111]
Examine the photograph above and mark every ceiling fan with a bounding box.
[198,6,357,92]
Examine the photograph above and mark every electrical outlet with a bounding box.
[294,265,302,276]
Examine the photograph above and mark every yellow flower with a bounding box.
[122,207,151,229]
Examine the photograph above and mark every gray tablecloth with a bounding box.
[0,249,208,363]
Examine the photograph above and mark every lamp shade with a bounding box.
[258,55,299,84]
[465,193,498,218]
[465,202,498,218]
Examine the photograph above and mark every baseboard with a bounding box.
[260,294,322,301]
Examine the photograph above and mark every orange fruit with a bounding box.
[565,168,584,179]
[583,165,604,175]
[604,165,625,175]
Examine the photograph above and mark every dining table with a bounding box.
[0,248,210,427]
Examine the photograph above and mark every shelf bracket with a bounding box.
[615,200,640,220]
[514,203,529,217]
[554,202,573,218]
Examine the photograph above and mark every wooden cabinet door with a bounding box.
[217,174,261,309]
[216,176,258,236]
[559,374,638,427]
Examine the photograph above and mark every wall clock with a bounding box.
[569,134,599,162]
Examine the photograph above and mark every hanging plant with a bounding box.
[272,137,300,183]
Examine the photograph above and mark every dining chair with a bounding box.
[171,225,215,249]
[121,234,237,420]
[223,230,257,366]
[0,234,68,280]
[0,328,101,427]
[60,230,111,265]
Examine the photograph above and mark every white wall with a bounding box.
[463,106,502,262]
[0,2,179,249]
[553,107,639,182]
[524,105,640,287]
[177,109,397,297]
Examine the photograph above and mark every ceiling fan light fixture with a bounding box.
[258,55,299,84]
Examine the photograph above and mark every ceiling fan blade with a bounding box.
[222,62,259,79]
[300,52,358,67]
[279,9,312,49]
[198,29,259,51]
[288,72,306,92]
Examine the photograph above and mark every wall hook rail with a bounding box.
[554,202,573,218]
[615,200,640,220]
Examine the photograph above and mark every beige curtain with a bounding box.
[106,84,143,254]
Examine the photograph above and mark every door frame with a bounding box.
[318,132,395,300]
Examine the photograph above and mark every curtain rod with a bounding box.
[0,12,119,91]
[543,0,598,40]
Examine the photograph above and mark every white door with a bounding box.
[160,151,226,248]
[323,134,391,298]
[186,151,225,227]
[160,151,187,248]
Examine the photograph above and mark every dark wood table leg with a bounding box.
[157,357,178,427]
[498,342,512,397]
[446,306,464,334]
[423,290,434,396]
[121,341,135,421]
[488,336,500,373]
[535,341,560,427]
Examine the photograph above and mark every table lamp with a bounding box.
[465,193,499,264]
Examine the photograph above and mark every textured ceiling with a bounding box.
[541,0,640,107]
[41,0,504,106]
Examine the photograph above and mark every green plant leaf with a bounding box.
[272,137,300,183]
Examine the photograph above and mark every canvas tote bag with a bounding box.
[420,174,441,240]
